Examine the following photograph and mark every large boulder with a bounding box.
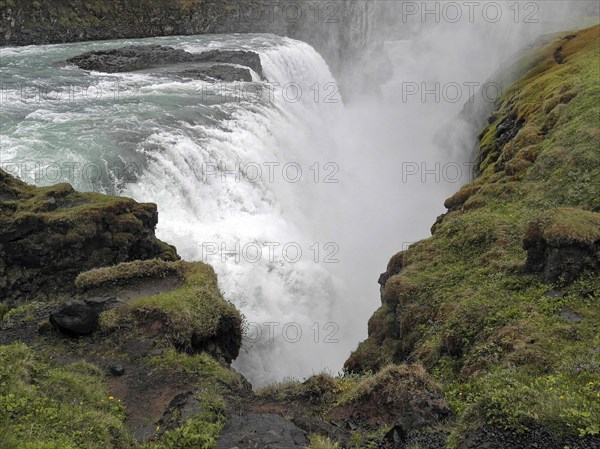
[0,169,179,303]
[49,297,119,336]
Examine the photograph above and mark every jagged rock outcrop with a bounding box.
[0,169,178,303]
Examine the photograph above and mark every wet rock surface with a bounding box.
[67,45,197,72]
[67,45,263,79]
[193,49,263,77]
[177,64,253,82]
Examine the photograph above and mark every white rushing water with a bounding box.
[1,1,596,386]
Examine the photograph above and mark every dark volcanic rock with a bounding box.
[457,426,600,449]
[217,413,308,449]
[559,307,583,323]
[291,416,351,447]
[67,45,198,73]
[156,392,202,434]
[110,365,126,377]
[194,49,263,78]
[50,297,119,336]
[121,339,156,360]
[191,311,242,364]
[0,169,179,303]
[179,64,253,82]
[67,45,263,78]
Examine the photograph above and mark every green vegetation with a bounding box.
[0,343,132,449]
[348,24,600,441]
[76,259,182,291]
[0,168,179,303]
[1,301,47,326]
[0,304,11,321]
[0,343,242,449]
[0,259,245,449]
[147,348,246,389]
[256,371,359,410]
[100,261,242,352]
[335,364,441,407]
[308,435,341,449]
[525,207,600,245]
[143,393,225,449]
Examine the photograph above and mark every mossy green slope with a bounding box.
[0,343,133,449]
[347,24,600,440]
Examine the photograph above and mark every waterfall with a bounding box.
[120,37,353,386]
[2,1,595,388]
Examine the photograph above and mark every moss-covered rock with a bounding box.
[0,169,179,303]
[330,365,451,432]
[524,208,600,284]
[346,24,600,444]
[94,260,242,364]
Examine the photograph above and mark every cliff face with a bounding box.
[346,24,600,445]
[0,0,278,46]
[0,168,178,303]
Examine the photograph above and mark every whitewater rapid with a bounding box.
[122,37,352,385]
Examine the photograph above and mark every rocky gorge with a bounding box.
[0,2,599,449]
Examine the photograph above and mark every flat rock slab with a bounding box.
[559,308,583,323]
[217,413,308,449]
[67,45,263,79]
